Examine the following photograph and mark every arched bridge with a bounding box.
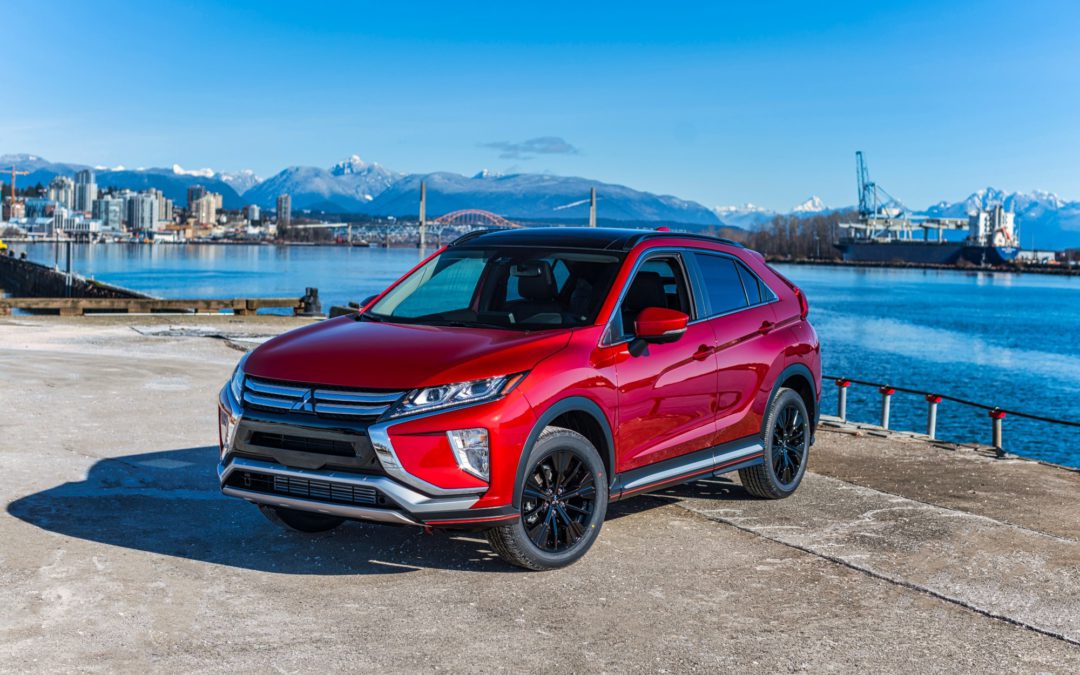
[431,209,520,229]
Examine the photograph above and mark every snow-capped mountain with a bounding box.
[923,187,1080,249]
[792,195,828,213]
[218,169,261,194]
[713,196,833,228]
[712,203,775,229]
[243,155,402,211]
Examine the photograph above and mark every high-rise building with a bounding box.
[192,193,218,225]
[245,204,260,222]
[126,193,160,232]
[276,194,291,229]
[47,176,75,209]
[146,188,174,223]
[73,169,98,212]
[92,197,124,230]
[187,185,207,209]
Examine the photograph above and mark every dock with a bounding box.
[0,315,1077,672]
[0,296,303,316]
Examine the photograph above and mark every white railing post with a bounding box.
[989,408,1005,451]
[925,394,941,439]
[836,378,851,421]
[879,386,895,429]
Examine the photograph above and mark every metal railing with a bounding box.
[827,375,1080,451]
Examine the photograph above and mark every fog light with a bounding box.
[446,428,490,481]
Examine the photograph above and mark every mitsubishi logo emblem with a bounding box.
[291,389,315,413]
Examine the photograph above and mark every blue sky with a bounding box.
[4,0,1079,211]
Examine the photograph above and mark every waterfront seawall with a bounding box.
[0,253,148,299]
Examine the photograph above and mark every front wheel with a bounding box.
[487,426,608,570]
[739,387,810,499]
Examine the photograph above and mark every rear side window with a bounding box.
[693,253,747,316]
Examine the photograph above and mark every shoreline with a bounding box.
[768,256,1080,276]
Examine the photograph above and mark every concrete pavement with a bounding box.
[1,315,1077,672]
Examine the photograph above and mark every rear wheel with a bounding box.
[259,505,345,533]
[487,426,608,570]
[739,388,810,499]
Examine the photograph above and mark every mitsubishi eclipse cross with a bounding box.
[217,227,821,570]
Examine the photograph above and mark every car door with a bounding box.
[688,251,779,442]
[609,252,719,471]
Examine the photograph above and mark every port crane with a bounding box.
[841,151,967,242]
[2,166,30,217]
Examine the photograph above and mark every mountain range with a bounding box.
[714,191,1080,249]
[3,153,1079,247]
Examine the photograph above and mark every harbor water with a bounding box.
[8,241,1080,467]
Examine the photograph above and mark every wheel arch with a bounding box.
[512,396,616,505]
[763,363,819,442]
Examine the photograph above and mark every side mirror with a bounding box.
[634,307,689,344]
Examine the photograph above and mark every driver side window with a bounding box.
[614,256,692,341]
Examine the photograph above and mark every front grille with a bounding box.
[226,470,385,507]
[249,431,354,457]
[242,376,403,420]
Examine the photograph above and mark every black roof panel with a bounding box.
[448,227,743,251]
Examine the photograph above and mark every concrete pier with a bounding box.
[1,315,1077,672]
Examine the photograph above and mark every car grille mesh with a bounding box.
[248,432,355,457]
[242,376,403,420]
[228,470,382,507]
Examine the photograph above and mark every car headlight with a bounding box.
[385,373,524,419]
[229,352,250,403]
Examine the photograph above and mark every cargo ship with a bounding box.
[836,205,1020,265]
[835,152,1020,265]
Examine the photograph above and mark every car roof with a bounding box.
[448,226,744,252]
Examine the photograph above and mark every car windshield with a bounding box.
[366,246,624,330]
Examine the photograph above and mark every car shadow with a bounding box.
[6,446,517,575]
[7,447,760,575]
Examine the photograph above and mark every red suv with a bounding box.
[218,228,820,569]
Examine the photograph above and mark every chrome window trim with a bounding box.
[599,247,700,348]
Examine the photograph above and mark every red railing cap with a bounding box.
[835,378,851,387]
[879,385,896,395]
[925,394,943,403]
[988,408,1007,419]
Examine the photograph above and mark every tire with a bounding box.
[739,387,810,499]
[259,505,345,533]
[487,426,608,571]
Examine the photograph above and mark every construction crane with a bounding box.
[2,166,30,218]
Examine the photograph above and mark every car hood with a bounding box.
[244,316,573,390]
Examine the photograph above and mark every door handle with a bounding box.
[758,320,774,335]
[692,345,712,361]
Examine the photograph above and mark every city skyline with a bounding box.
[4,1,1079,212]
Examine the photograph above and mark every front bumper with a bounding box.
[216,384,522,528]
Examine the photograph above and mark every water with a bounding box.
[9,242,1080,467]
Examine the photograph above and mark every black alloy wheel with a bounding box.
[771,403,807,489]
[739,387,811,499]
[521,449,597,552]
[486,426,608,570]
